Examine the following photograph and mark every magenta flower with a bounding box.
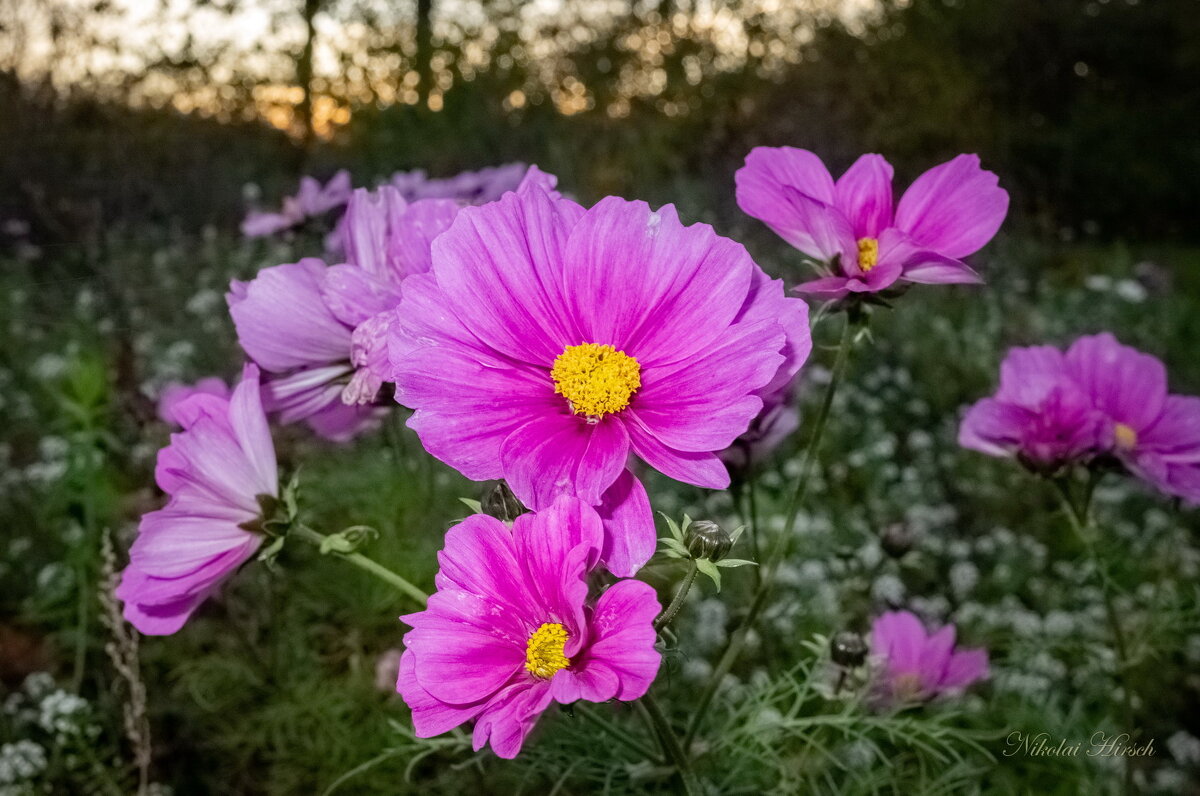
[228,258,382,441]
[241,170,352,238]
[117,365,277,635]
[959,345,1109,472]
[1063,333,1200,502]
[389,163,554,205]
[388,187,811,574]
[157,377,230,426]
[735,148,1009,299]
[396,497,661,759]
[961,333,1200,501]
[871,611,988,703]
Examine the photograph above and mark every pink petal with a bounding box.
[633,315,781,452]
[561,198,754,367]
[1064,333,1167,433]
[940,648,989,690]
[406,597,527,704]
[500,413,630,508]
[574,579,661,701]
[894,154,1009,259]
[472,680,554,759]
[624,413,730,489]
[871,610,927,673]
[595,471,655,578]
[429,187,583,365]
[835,154,894,238]
[396,648,486,737]
[227,259,352,372]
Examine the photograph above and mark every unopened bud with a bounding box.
[484,482,527,522]
[830,631,868,668]
[684,520,732,562]
[880,523,916,559]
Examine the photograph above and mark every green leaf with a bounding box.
[459,498,483,514]
[658,512,683,542]
[729,525,746,545]
[257,535,285,568]
[319,525,379,555]
[715,558,757,568]
[696,558,721,591]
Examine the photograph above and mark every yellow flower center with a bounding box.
[892,672,925,701]
[550,343,641,419]
[525,622,571,679]
[857,237,879,272]
[1114,422,1138,451]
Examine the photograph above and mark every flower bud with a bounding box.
[880,523,916,559]
[830,631,868,668]
[484,482,527,522]
[684,520,732,562]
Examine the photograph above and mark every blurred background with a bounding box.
[3,1,1200,794]
[2,0,1198,241]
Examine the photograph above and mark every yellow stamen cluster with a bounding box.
[551,343,641,419]
[1114,422,1138,451]
[525,622,571,679]
[857,237,880,272]
[891,672,925,701]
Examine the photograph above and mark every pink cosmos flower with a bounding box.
[735,149,1009,299]
[871,611,988,703]
[228,187,462,440]
[1062,333,1200,502]
[389,163,541,205]
[396,497,661,759]
[961,333,1200,500]
[241,170,353,238]
[157,377,230,426]
[117,365,277,635]
[959,345,1110,472]
[388,186,811,575]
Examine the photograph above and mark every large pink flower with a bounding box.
[871,611,988,703]
[388,187,811,574]
[397,497,661,759]
[736,149,1009,299]
[117,365,277,635]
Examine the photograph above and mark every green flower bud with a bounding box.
[830,631,868,668]
[684,520,732,562]
[484,482,527,522]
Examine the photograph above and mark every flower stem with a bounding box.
[685,313,856,748]
[638,695,701,796]
[654,560,699,632]
[291,524,428,606]
[1054,480,1135,795]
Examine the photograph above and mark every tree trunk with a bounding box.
[296,0,320,160]
[416,0,433,104]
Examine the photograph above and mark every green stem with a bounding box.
[638,695,700,796]
[685,314,856,748]
[574,705,658,761]
[1054,480,1135,796]
[292,524,428,606]
[655,560,699,632]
